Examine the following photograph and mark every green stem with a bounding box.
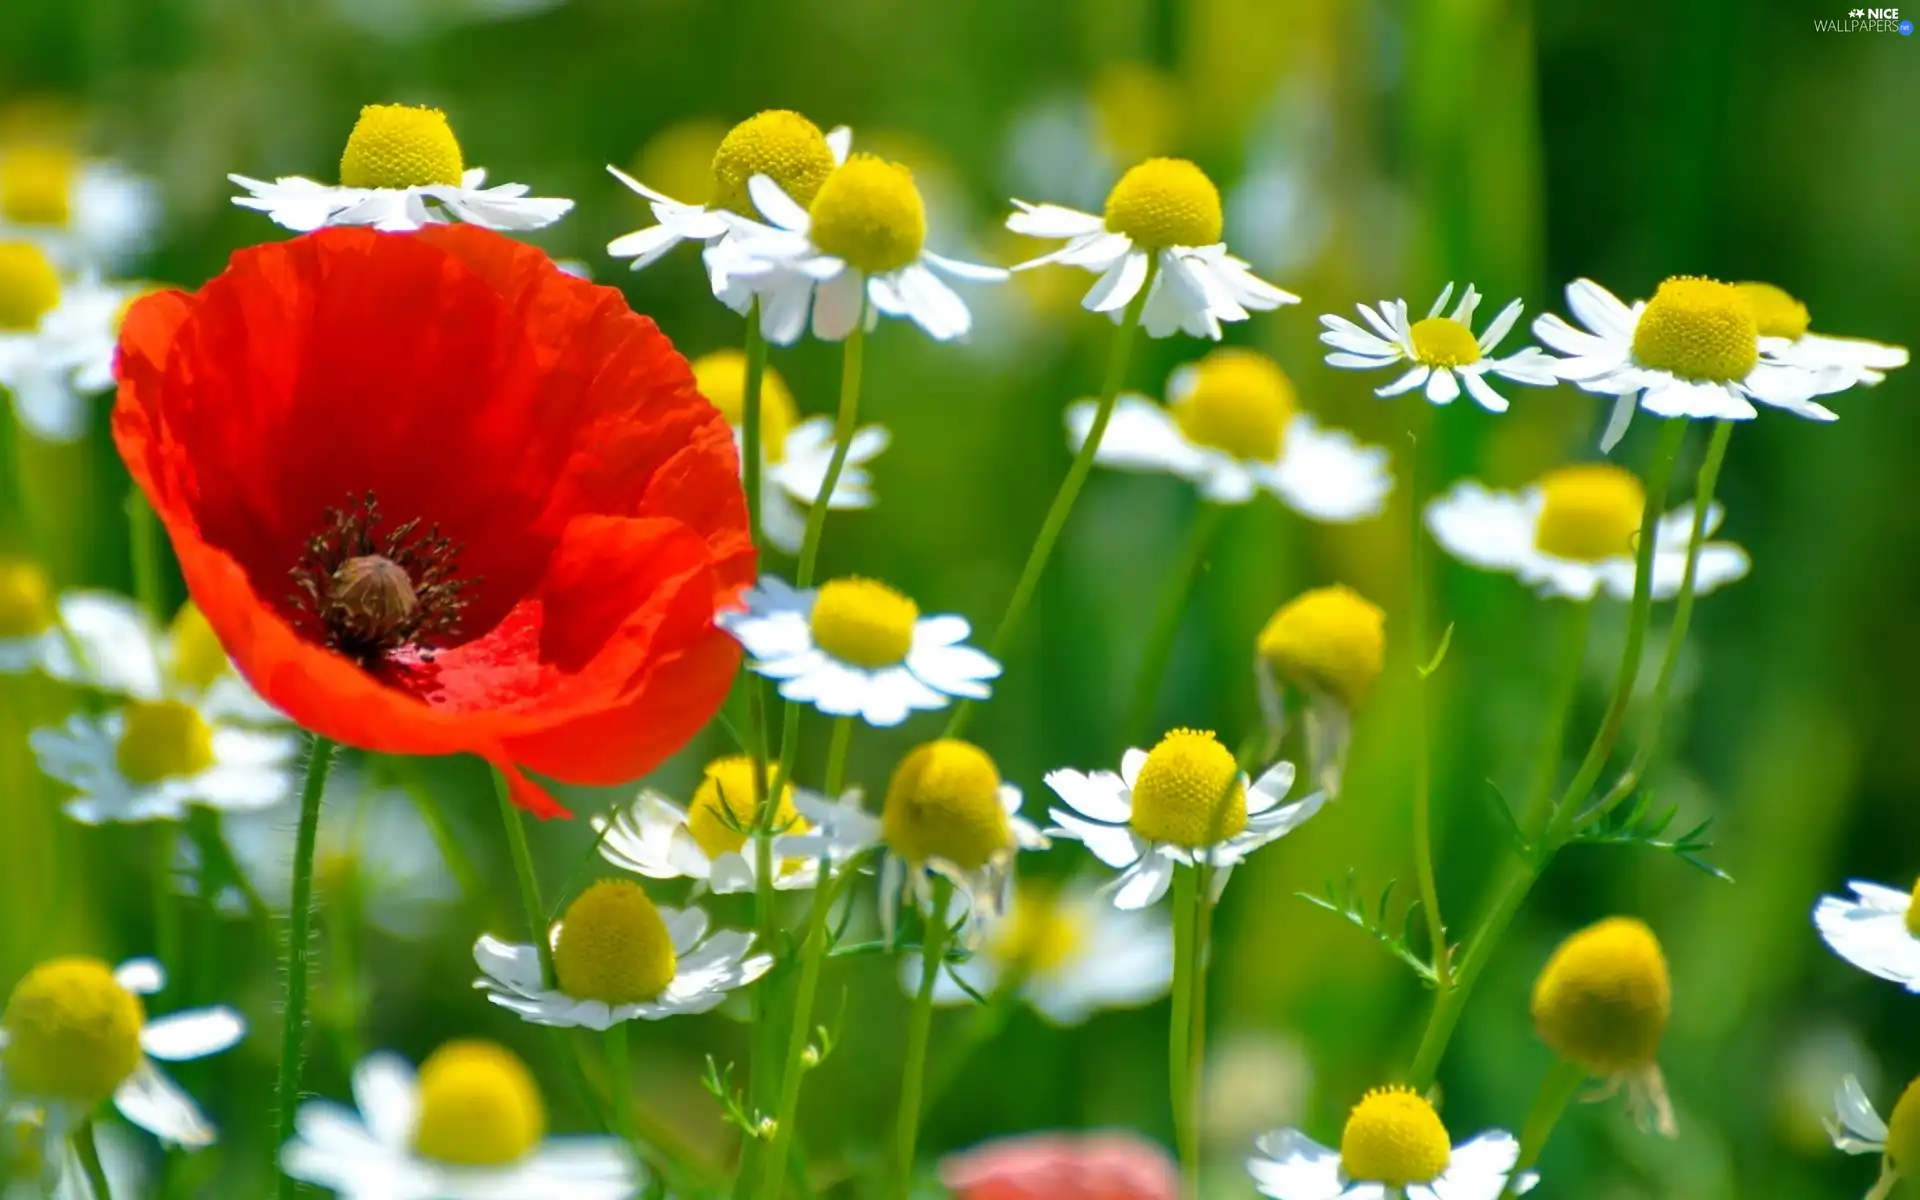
[607,1022,634,1144]
[921,982,1019,1118]
[1501,1057,1586,1197]
[795,308,867,590]
[1405,418,1689,1091]
[152,825,181,995]
[74,1119,114,1200]
[1405,405,1449,992]
[1121,502,1229,746]
[742,299,770,560]
[944,260,1157,740]
[890,876,952,1200]
[1519,600,1594,836]
[493,768,555,984]
[1578,418,1733,831]
[125,487,165,623]
[1187,863,1214,1159]
[273,735,336,1198]
[1168,863,1201,1200]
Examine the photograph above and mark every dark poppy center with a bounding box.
[290,492,472,666]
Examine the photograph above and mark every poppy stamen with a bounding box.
[290,491,471,666]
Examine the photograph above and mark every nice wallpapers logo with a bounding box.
[1815,7,1915,31]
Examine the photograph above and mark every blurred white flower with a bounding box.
[0,141,157,271]
[1815,880,1920,992]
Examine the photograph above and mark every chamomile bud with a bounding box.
[1531,916,1676,1136]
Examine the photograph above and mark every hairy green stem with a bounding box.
[890,876,953,1199]
[273,736,336,1197]
[944,261,1156,740]
[1121,502,1229,746]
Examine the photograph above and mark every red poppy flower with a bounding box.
[112,225,753,818]
[940,1132,1179,1200]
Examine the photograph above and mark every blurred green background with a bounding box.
[1,0,1915,1196]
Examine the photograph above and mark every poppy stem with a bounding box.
[889,875,952,1200]
[273,734,336,1198]
[943,256,1157,741]
[74,1119,114,1200]
[1501,1057,1586,1196]
[1121,501,1230,747]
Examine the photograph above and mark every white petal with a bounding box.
[141,1007,245,1061]
[114,1061,215,1148]
[1005,201,1105,239]
[352,1053,420,1150]
[1247,1128,1345,1200]
[1084,249,1150,313]
[1043,768,1133,823]
[1110,854,1176,910]
[826,126,854,163]
[1375,365,1431,398]
[746,176,812,232]
[1065,394,1210,480]
[114,958,165,995]
[1264,414,1393,523]
[1424,481,1539,576]
[1425,367,1461,405]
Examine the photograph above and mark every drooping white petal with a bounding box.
[141,1007,245,1061]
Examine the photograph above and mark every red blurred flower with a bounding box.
[113,226,753,818]
[939,1132,1179,1200]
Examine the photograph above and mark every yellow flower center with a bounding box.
[1904,877,1920,940]
[881,739,1013,871]
[338,104,465,190]
[806,155,927,275]
[1630,276,1759,382]
[114,700,217,784]
[1409,316,1482,369]
[0,144,76,227]
[0,240,60,332]
[809,577,919,669]
[1887,1076,1920,1176]
[0,558,54,639]
[691,349,798,465]
[551,880,678,1006]
[1102,158,1222,251]
[1530,916,1671,1075]
[167,602,231,694]
[1256,585,1386,711]
[1533,464,1647,563]
[2,957,145,1103]
[710,109,837,218]
[1339,1085,1452,1187]
[1169,347,1296,462]
[1128,728,1246,849]
[1734,281,1812,342]
[411,1040,546,1167]
[986,886,1086,978]
[686,754,805,858]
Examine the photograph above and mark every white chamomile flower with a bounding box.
[1249,1086,1534,1200]
[608,109,850,316]
[779,740,1049,941]
[1319,283,1558,413]
[592,754,823,894]
[726,153,1008,345]
[1532,276,1838,452]
[28,596,297,825]
[1827,1073,1910,1200]
[2,1110,145,1200]
[1008,156,1299,340]
[1815,880,1920,991]
[474,880,771,1029]
[1066,347,1390,518]
[689,349,888,554]
[281,1042,637,1200]
[1046,729,1324,910]
[230,103,571,232]
[720,575,999,728]
[1254,586,1385,798]
[1736,281,1909,394]
[898,878,1173,1026]
[0,243,147,442]
[1425,464,1750,603]
[0,140,158,271]
[0,956,245,1151]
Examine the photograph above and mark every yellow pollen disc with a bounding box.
[411,1040,546,1167]
[881,739,1013,871]
[1339,1085,1452,1187]
[1734,281,1812,342]
[1256,585,1387,711]
[687,754,805,858]
[807,155,927,275]
[1128,728,1246,849]
[1630,276,1759,382]
[1102,157,1222,251]
[809,577,919,669]
[986,885,1086,978]
[338,104,465,190]
[2,957,145,1103]
[0,558,54,639]
[0,241,60,332]
[552,880,678,1005]
[1169,348,1295,462]
[710,109,837,218]
[1409,316,1482,369]
[167,602,231,694]
[1533,464,1646,563]
[114,700,216,784]
[0,143,76,226]
[1887,1076,1920,1176]
[690,349,798,465]
[1531,916,1671,1075]
[1904,877,1920,940]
